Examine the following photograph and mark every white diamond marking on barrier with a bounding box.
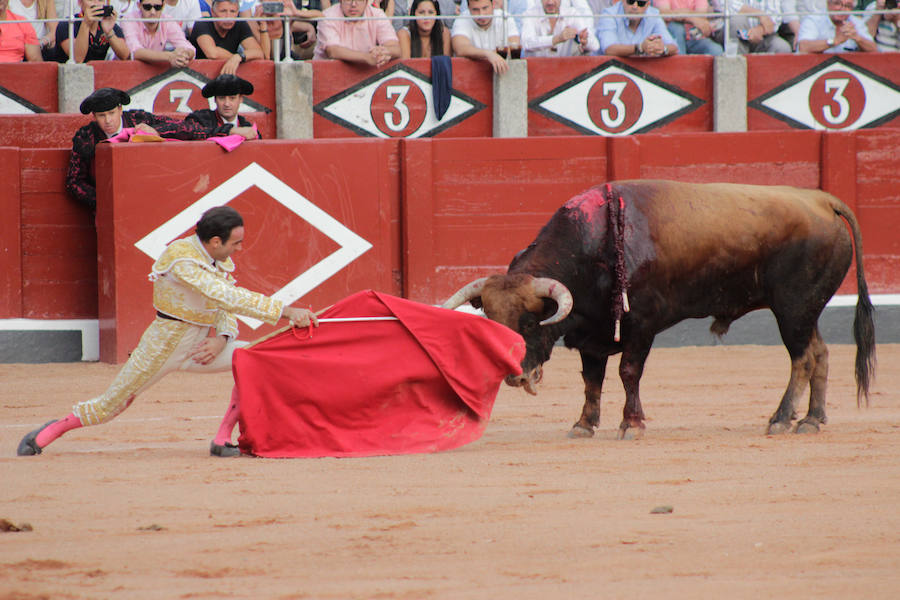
[134,162,373,328]
[319,67,477,138]
[755,60,900,130]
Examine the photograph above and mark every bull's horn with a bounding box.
[533,277,574,326]
[441,277,490,310]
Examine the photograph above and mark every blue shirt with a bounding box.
[595,1,675,54]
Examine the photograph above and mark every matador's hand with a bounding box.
[190,335,228,365]
[283,306,319,328]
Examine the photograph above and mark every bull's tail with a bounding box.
[830,197,876,406]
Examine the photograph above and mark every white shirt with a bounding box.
[451,8,520,50]
[8,0,50,39]
[162,0,201,34]
[797,13,874,52]
[780,0,826,24]
[729,0,786,29]
[520,4,599,56]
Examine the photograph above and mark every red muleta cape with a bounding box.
[234,290,526,458]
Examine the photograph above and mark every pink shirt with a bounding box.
[313,4,398,60]
[121,8,196,57]
[653,0,710,12]
[0,11,38,63]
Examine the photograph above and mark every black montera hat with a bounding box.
[201,74,254,98]
[79,87,131,115]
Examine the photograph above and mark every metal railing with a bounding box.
[2,3,895,65]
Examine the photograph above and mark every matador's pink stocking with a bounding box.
[213,388,241,446]
[35,413,83,448]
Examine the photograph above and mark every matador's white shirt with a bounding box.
[149,234,284,338]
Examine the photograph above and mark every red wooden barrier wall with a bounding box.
[3,130,899,361]
[94,139,401,362]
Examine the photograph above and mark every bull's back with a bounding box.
[614,180,850,278]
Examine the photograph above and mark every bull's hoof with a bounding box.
[567,425,594,439]
[766,421,791,435]
[795,420,821,434]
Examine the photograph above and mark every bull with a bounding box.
[443,180,876,438]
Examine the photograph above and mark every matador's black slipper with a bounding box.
[17,420,57,456]
[210,441,241,458]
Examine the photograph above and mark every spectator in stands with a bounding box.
[66,88,198,212]
[313,0,400,66]
[322,0,396,16]
[123,0,196,65]
[190,0,264,74]
[451,0,520,74]
[161,0,202,36]
[724,0,791,53]
[398,0,450,57]
[184,74,261,139]
[865,0,899,50]
[779,0,825,49]
[52,0,130,62]
[520,0,599,56]
[797,0,876,50]
[654,0,723,54]
[0,0,43,61]
[457,0,531,30]
[596,0,679,56]
[248,0,319,60]
[8,0,58,57]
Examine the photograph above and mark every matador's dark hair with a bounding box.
[196,206,244,243]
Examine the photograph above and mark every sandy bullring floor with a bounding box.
[2,344,899,599]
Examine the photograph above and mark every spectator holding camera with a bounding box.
[797,0,876,52]
[865,0,899,50]
[52,0,130,62]
[122,0,196,65]
[0,0,43,61]
[190,0,264,74]
[247,0,320,59]
[313,0,400,66]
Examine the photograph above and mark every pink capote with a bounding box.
[234,290,526,458]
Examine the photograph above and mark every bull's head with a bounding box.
[442,274,573,395]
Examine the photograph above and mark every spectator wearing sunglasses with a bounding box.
[596,0,679,56]
[797,0,876,51]
[122,0,196,65]
[190,0,264,74]
[66,88,199,213]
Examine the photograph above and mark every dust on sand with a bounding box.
[2,344,899,599]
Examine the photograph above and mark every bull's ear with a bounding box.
[470,297,483,310]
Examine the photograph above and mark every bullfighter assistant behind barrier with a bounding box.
[17,206,318,458]
[66,87,198,214]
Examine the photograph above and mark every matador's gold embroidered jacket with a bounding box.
[149,234,283,338]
